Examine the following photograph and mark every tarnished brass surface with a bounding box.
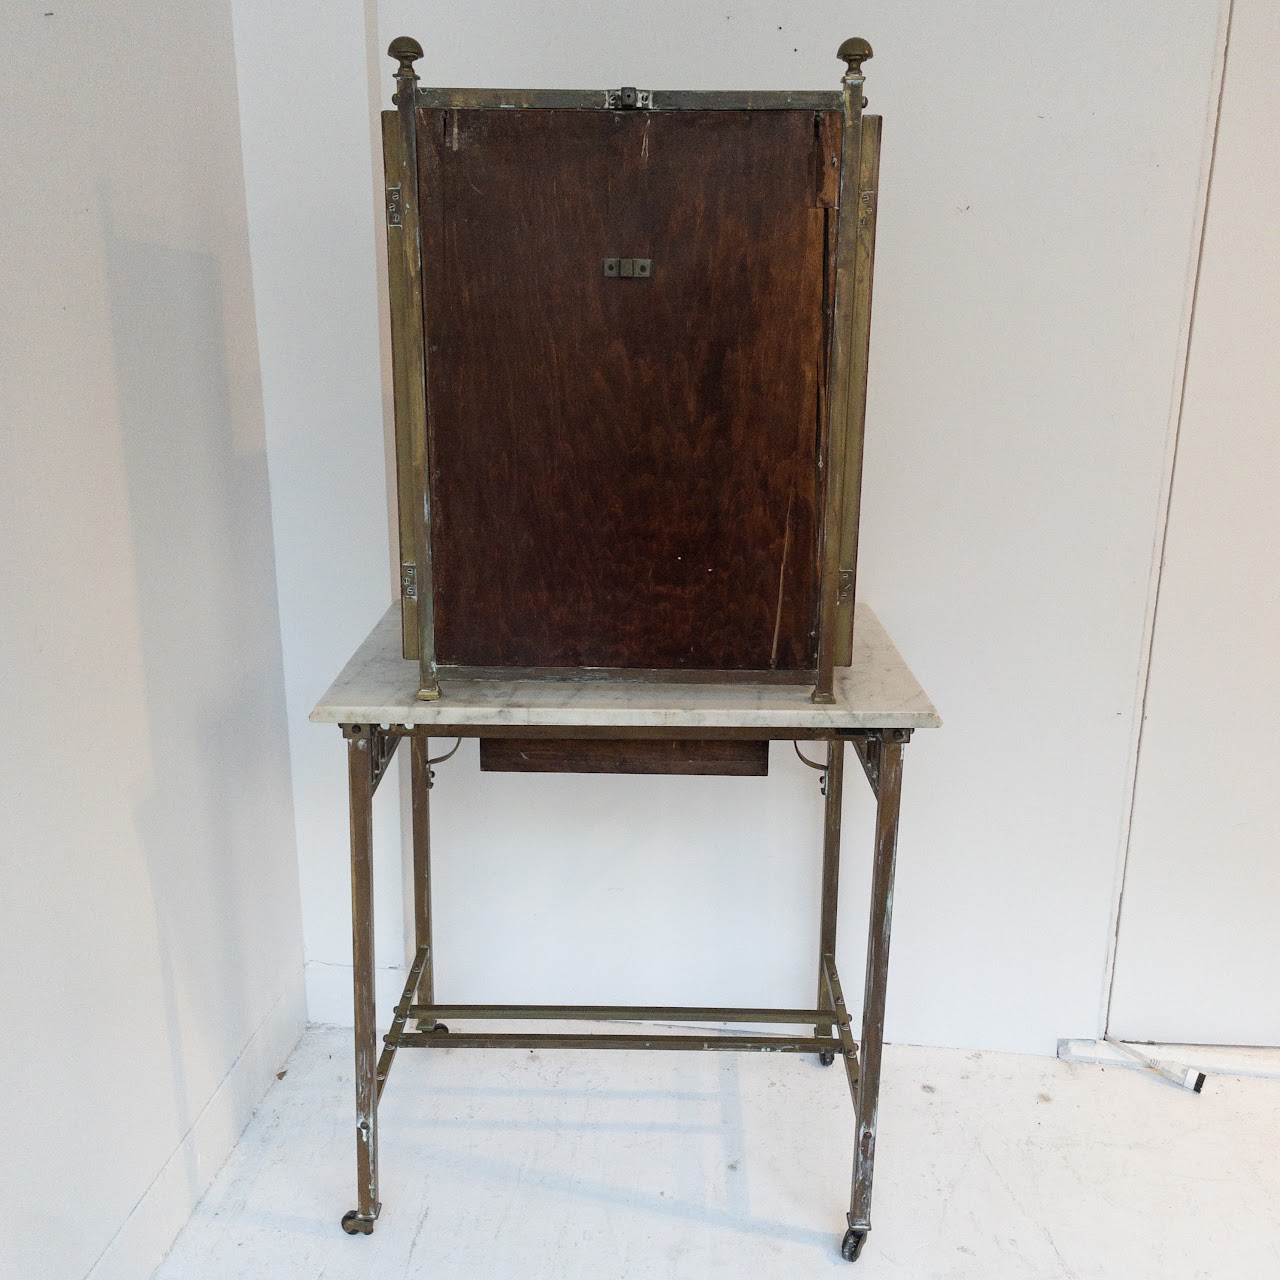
[813,41,871,701]
[334,712,910,1248]
[837,37,873,74]
[409,736,436,1024]
[821,952,862,1091]
[383,39,439,697]
[380,117,420,660]
[346,728,380,1224]
[414,87,843,111]
[834,115,882,666]
[850,729,907,1234]
[816,738,846,1041]
[390,1030,838,1052]
[402,1003,837,1024]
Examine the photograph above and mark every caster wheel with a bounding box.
[841,1227,867,1262]
[341,1211,374,1236]
[432,1023,449,1034]
[819,1051,836,1067]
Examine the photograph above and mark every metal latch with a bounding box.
[604,87,652,109]
[602,258,652,279]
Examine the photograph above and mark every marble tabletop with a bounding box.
[310,604,940,732]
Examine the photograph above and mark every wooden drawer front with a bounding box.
[479,737,769,776]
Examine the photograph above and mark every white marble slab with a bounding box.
[309,604,940,731]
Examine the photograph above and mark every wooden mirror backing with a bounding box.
[380,43,880,708]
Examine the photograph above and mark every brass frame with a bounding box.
[337,719,910,1265]
[379,37,881,705]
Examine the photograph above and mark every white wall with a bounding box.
[239,1,1227,1054]
[1108,0,1280,1046]
[229,0,413,1023]
[0,5,304,1277]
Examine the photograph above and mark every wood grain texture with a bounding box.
[418,107,840,671]
[478,737,769,776]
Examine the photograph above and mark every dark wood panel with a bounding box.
[479,737,769,776]
[419,107,839,671]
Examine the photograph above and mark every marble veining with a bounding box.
[310,604,941,731]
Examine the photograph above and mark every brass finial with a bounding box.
[388,36,423,80]
[837,37,873,78]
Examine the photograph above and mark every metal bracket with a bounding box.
[605,87,652,110]
[400,562,417,602]
[602,257,652,279]
[837,568,855,605]
[385,184,403,229]
[343,724,402,793]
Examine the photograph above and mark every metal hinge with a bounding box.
[858,188,876,230]
[400,562,417,601]
[605,87,652,110]
[837,569,855,605]
[386,184,403,229]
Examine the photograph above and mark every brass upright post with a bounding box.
[833,113,882,667]
[410,734,436,1016]
[813,38,870,703]
[816,738,845,1050]
[386,36,440,699]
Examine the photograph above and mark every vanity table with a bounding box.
[311,33,940,1262]
[311,603,938,1261]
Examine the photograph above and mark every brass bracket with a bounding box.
[385,184,403,229]
[605,87,652,109]
[837,568,855,606]
[602,257,652,279]
[400,562,417,602]
[342,724,402,793]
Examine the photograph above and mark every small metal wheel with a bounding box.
[432,1022,449,1034]
[841,1227,867,1262]
[819,1050,836,1067]
[341,1211,374,1236]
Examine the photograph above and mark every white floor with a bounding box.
[155,1026,1280,1279]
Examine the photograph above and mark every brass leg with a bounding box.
[816,738,845,1062]
[410,735,441,1029]
[341,725,380,1236]
[845,729,907,1261]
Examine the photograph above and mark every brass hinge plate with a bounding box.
[386,184,403,229]
[605,87,652,110]
[401,562,417,601]
[837,569,855,605]
[602,257,652,278]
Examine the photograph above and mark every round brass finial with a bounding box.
[388,36,423,78]
[837,37,873,76]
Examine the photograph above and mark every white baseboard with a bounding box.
[85,970,307,1280]
[305,958,408,1026]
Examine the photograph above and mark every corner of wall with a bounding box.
[84,969,307,1280]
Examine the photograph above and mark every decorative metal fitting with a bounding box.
[605,87,652,109]
[837,37,872,77]
[602,257,652,279]
[388,36,423,78]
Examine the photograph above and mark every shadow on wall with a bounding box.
[100,188,300,1205]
